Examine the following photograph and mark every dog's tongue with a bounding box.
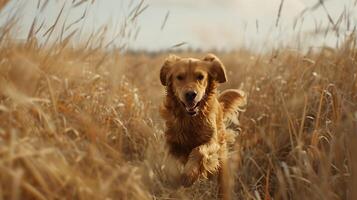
[185,103,198,115]
[185,103,196,111]
[186,106,196,112]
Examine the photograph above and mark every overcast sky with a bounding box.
[1,0,356,51]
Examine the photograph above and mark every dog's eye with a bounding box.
[197,74,204,81]
[176,75,184,80]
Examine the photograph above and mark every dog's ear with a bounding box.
[160,54,180,86]
[203,53,227,83]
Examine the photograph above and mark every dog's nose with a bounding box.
[185,91,197,102]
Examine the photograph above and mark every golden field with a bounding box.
[0,0,357,199]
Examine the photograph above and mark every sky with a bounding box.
[1,0,356,51]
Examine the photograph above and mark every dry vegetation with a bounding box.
[0,0,357,199]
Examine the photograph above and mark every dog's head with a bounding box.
[160,54,227,116]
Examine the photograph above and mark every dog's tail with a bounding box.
[218,89,247,126]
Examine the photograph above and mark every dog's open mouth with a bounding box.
[181,102,200,116]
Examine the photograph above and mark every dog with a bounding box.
[159,53,246,199]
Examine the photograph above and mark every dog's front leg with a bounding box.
[181,142,221,187]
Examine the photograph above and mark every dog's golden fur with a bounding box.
[159,54,246,200]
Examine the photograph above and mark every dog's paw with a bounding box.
[181,168,200,187]
[181,169,200,187]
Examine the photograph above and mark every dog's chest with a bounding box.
[170,117,214,147]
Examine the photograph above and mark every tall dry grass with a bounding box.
[0,0,357,200]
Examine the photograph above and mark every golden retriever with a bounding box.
[159,53,246,199]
